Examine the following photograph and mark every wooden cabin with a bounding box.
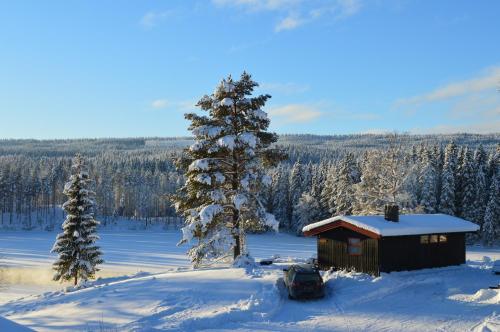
[302,206,479,276]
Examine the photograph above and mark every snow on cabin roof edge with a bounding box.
[302,214,480,237]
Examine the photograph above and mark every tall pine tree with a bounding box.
[172,73,286,266]
[52,155,103,285]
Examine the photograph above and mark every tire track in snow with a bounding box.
[326,279,352,332]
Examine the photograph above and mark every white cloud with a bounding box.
[212,0,300,12]
[212,0,363,32]
[411,120,500,135]
[310,0,362,20]
[140,11,172,29]
[396,66,500,106]
[151,99,168,109]
[268,103,322,122]
[449,93,500,119]
[337,0,362,17]
[275,15,303,31]
[268,102,381,125]
[394,66,500,134]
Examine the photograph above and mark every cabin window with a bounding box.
[421,234,447,245]
[348,238,362,255]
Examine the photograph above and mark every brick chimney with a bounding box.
[384,204,399,222]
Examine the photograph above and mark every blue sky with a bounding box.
[0,0,499,139]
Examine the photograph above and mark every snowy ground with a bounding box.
[0,230,498,331]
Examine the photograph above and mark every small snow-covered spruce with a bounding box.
[51,155,103,285]
[172,72,287,267]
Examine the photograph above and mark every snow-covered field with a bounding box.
[0,230,499,331]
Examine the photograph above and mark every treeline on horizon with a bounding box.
[1,133,498,158]
[0,133,498,243]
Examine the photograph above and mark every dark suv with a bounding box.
[283,264,324,299]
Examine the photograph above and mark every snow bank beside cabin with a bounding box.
[450,288,500,305]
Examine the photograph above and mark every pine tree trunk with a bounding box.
[233,233,240,259]
[232,148,241,260]
[74,272,78,286]
[232,201,241,259]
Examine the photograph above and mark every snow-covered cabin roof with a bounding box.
[302,214,480,238]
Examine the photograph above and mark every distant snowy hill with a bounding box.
[1,133,498,158]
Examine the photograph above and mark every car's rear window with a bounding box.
[294,273,321,282]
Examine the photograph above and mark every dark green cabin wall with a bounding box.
[317,228,379,276]
[379,233,466,272]
[316,227,467,276]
